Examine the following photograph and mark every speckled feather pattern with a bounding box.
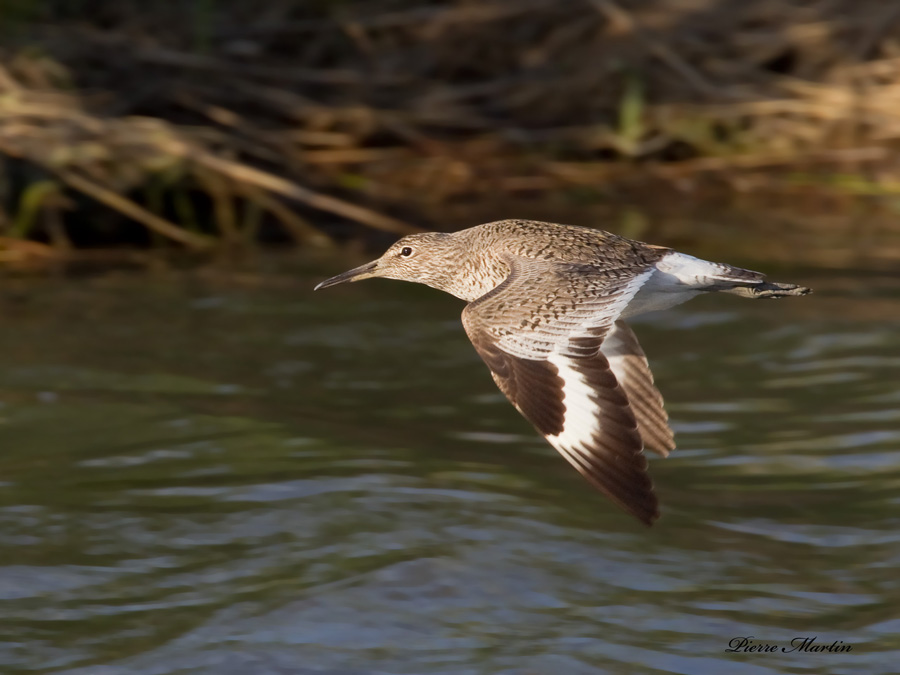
[315,219,811,525]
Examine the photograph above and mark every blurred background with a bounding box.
[0,3,899,675]
[1,0,900,264]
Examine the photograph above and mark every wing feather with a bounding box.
[602,321,676,457]
[461,256,664,525]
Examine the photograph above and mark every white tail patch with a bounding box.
[623,252,758,318]
[655,251,733,285]
[656,251,763,285]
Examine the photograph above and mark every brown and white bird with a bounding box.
[315,220,811,525]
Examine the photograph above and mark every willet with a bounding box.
[315,219,811,525]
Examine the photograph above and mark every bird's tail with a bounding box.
[705,262,812,298]
[658,253,812,298]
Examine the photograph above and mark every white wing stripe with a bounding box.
[545,353,601,453]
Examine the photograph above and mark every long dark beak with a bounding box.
[314,260,378,290]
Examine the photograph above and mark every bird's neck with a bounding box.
[423,246,510,303]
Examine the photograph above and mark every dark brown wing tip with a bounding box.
[601,488,659,526]
[592,487,660,527]
[641,506,661,527]
[624,493,661,527]
[571,457,660,527]
[610,461,660,527]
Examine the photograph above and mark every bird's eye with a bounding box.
[400,246,413,257]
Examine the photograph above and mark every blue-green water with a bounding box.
[0,259,898,675]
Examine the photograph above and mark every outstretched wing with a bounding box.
[462,256,663,525]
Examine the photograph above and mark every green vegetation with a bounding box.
[1,0,900,263]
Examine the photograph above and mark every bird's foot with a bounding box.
[725,282,812,299]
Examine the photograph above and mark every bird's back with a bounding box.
[470,220,669,269]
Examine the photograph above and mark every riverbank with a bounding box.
[2,0,900,262]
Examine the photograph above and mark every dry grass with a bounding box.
[2,0,900,261]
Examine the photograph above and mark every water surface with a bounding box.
[0,259,898,675]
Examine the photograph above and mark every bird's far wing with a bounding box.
[602,320,675,457]
[461,258,661,525]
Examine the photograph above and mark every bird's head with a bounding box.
[315,232,460,293]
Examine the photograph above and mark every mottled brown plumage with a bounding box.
[316,219,811,525]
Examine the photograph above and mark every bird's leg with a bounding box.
[722,282,812,299]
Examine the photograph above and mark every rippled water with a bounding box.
[0,261,898,675]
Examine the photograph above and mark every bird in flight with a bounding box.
[315,220,811,525]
